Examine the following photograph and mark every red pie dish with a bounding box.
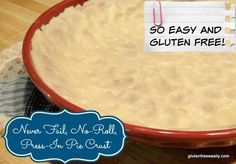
[22,0,236,148]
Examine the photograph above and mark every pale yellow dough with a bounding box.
[31,0,236,130]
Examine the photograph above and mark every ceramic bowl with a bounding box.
[22,0,236,149]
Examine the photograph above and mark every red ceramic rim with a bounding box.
[23,0,236,141]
